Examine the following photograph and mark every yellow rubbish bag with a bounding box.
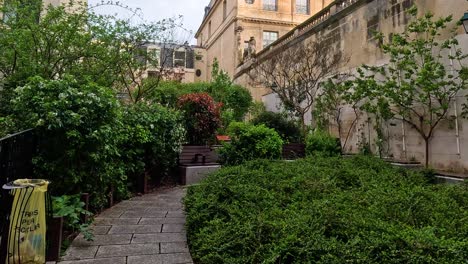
[6,179,49,264]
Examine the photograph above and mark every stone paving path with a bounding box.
[57,187,193,264]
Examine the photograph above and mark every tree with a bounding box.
[104,16,193,103]
[252,40,344,131]
[354,7,468,167]
[210,58,252,121]
[0,0,189,114]
[314,76,362,151]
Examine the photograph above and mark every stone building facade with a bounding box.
[0,0,87,20]
[195,0,332,97]
[139,43,207,84]
[234,0,468,172]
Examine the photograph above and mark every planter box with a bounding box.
[178,145,221,185]
[282,143,306,160]
[179,165,221,185]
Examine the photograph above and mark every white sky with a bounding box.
[88,0,211,43]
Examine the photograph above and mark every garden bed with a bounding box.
[185,155,468,263]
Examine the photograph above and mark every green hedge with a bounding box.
[251,111,302,143]
[9,77,185,209]
[148,81,252,121]
[120,103,185,188]
[305,130,341,157]
[219,122,283,165]
[185,156,468,263]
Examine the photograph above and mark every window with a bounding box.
[296,0,309,14]
[223,0,227,20]
[245,0,254,4]
[367,15,379,41]
[263,0,277,11]
[208,21,212,36]
[263,31,278,48]
[147,48,160,67]
[2,0,41,23]
[174,50,186,67]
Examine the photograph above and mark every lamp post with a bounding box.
[462,12,468,34]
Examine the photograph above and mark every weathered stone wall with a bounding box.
[235,0,468,172]
[195,0,330,81]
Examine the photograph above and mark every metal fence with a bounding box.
[0,129,38,263]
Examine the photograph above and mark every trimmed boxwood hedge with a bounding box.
[184,156,468,264]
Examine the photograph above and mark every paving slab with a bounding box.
[127,253,193,264]
[120,210,168,218]
[162,224,185,233]
[131,233,187,244]
[61,246,98,260]
[58,187,192,263]
[108,224,163,234]
[96,243,160,258]
[139,217,186,225]
[58,257,126,264]
[90,225,111,235]
[161,242,190,254]
[72,234,132,247]
[94,218,140,226]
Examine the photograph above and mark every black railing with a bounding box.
[0,129,37,185]
[0,129,38,264]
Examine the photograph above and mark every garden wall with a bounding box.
[235,0,468,173]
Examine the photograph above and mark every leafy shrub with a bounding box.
[178,93,222,145]
[219,122,283,165]
[0,116,16,138]
[147,81,206,108]
[52,195,93,241]
[120,103,185,186]
[252,111,302,143]
[9,76,187,209]
[148,81,252,122]
[185,156,468,264]
[11,76,125,209]
[305,130,341,157]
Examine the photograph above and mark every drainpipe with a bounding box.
[449,49,461,157]
[454,100,461,157]
[402,121,407,160]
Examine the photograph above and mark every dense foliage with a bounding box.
[120,103,185,187]
[0,0,184,112]
[8,77,185,209]
[348,8,467,165]
[251,111,302,143]
[305,130,342,157]
[185,156,468,263]
[52,194,93,240]
[178,93,222,145]
[219,122,283,165]
[11,77,126,208]
[149,81,252,123]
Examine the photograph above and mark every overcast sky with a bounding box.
[88,0,211,43]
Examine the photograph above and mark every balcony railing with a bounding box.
[254,0,361,59]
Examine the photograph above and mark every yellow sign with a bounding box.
[6,179,49,264]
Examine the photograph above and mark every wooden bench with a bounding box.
[178,145,221,185]
[178,145,219,166]
[282,143,306,160]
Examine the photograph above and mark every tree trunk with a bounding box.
[299,112,307,135]
[424,137,430,168]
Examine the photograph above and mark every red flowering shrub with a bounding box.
[177,93,222,145]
